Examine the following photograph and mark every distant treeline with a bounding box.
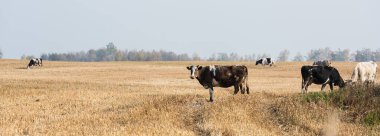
[18,43,380,62]
[0,49,3,59]
[39,43,193,61]
[305,48,380,62]
[36,43,260,62]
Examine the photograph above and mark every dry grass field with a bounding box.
[0,59,379,135]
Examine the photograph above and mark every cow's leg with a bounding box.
[209,87,214,102]
[305,80,313,93]
[234,85,239,95]
[240,85,245,94]
[240,77,246,94]
[301,80,305,93]
[244,76,249,94]
[321,84,327,92]
[246,85,250,94]
[329,83,334,93]
[302,79,311,93]
[240,84,246,94]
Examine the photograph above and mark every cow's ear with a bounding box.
[197,66,202,70]
[186,66,191,70]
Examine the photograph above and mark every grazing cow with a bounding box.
[313,60,331,67]
[301,66,345,93]
[256,58,274,66]
[186,65,249,102]
[27,58,43,69]
[350,61,377,85]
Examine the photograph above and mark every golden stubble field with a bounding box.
[0,59,379,135]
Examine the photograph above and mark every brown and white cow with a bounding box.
[186,65,249,102]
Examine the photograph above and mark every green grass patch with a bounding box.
[363,112,380,126]
[303,92,328,103]
[302,85,380,127]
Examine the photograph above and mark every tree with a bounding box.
[192,53,201,61]
[293,52,304,62]
[331,49,350,61]
[41,54,48,60]
[307,47,332,61]
[277,49,290,62]
[257,53,271,60]
[374,49,380,61]
[208,54,217,61]
[216,53,229,61]
[0,49,2,59]
[115,51,124,61]
[241,54,256,61]
[21,54,35,60]
[355,48,373,62]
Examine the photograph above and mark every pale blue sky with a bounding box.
[1,0,379,59]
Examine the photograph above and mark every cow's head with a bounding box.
[186,65,202,79]
[338,80,346,88]
[334,76,346,88]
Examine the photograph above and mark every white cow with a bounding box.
[351,61,377,84]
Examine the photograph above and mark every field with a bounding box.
[0,59,379,135]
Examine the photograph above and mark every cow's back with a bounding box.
[352,62,377,82]
[313,60,330,66]
[214,65,247,87]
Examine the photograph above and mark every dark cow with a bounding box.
[301,66,345,93]
[256,58,274,66]
[27,58,43,69]
[186,65,249,102]
[313,60,331,67]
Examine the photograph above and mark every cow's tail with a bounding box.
[243,65,249,94]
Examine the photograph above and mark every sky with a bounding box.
[0,0,379,59]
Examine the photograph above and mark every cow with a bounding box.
[27,58,43,69]
[313,60,331,67]
[256,58,274,66]
[350,61,377,85]
[186,65,249,102]
[301,66,345,93]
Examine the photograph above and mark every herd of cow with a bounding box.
[25,57,377,102]
[187,58,378,102]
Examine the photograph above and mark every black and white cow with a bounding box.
[301,66,345,93]
[313,60,331,67]
[27,58,43,69]
[187,65,249,102]
[256,58,274,66]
